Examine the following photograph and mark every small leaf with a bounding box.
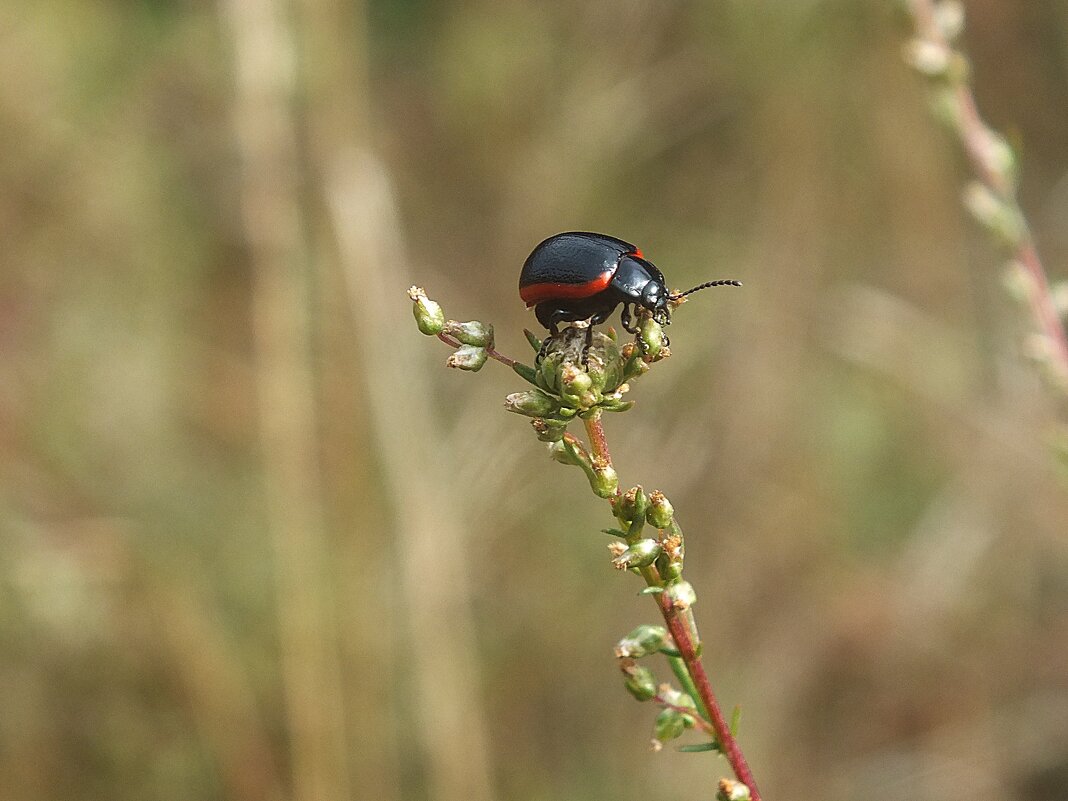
[523,328,543,353]
[639,586,665,595]
[730,705,742,736]
[512,362,538,385]
[678,742,721,753]
[602,528,627,538]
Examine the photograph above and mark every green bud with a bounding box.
[656,547,684,583]
[408,286,445,335]
[504,389,559,417]
[646,490,674,529]
[444,319,494,348]
[664,580,696,611]
[617,486,649,524]
[962,181,1025,247]
[549,437,587,467]
[589,461,618,499]
[654,707,688,743]
[638,317,666,360]
[548,440,576,465]
[611,538,662,570]
[977,129,1017,192]
[560,364,593,395]
[446,344,488,371]
[624,350,651,380]
[659,686,697,714]
[584,352,608,392]
[621,662,657,702]
[538,351,562,393]
[717,779,752,801]
[615,625,669,659]
[531,418,567,442]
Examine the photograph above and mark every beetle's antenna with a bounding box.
[671,279,742,299]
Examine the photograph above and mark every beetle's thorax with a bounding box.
[613,256,667,310]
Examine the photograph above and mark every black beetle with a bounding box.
[519,232,739,352]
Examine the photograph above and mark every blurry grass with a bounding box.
[1,2,1067,801]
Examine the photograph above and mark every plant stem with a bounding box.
[906,0,1068,388]
[436,331,519,367]
[658,592,761,801]
[582,414,762,800]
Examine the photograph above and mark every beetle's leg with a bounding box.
[582,322,594,368]
[534,304,562,362]
[620,303,639,334]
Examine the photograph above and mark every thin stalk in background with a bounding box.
[220,0,350,799]
[904,0,1068,393]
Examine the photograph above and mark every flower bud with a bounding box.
[444,319,494,348]
[646,490,674,529]
[658,685,697,712]
[615,625,669,658]
[717,779,752,801]
[589,460,618,499]
[504,389,559,418]
[548,437,586,467]
[638,317,666,360]
[962,181,1024,247]
[560,364,592,394]
[611,538,661,570]
[977,129,1017,192]
[653,707,688,743]
[538,351,563,393]
[617,486,649,524]
[408,286,445,335]
[656,533,685,582]
[664,580,697,611]
[621,662,657,702]
[531,418,567,442]
[446,344,488,371]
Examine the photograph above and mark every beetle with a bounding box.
[519,231,739,354]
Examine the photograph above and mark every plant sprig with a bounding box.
[903,0,1068,398]
[410,286,760,801]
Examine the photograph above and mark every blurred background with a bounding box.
[3,1,1068,800]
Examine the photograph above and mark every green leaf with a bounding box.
[602,528,627,537]
[730,705,742,736]
[523,328,543,353]
[639,586,665,595]
[512,362,538,385]
[678,742,721,753]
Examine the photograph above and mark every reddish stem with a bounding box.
[657,595,762,801]
[436,331,519,368]
[582,414,762,800]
